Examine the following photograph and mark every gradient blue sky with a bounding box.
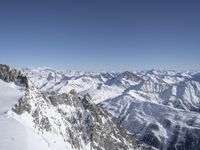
[0,0,199,71]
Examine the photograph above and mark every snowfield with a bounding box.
[0,80,51,150]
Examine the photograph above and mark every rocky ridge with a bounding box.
[0,64,151,150]
[11,81,150,150]
[0,64,28,87]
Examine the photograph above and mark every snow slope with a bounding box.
[0,80,51,150]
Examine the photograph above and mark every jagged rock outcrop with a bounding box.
[0,64,17,82]
[12,80,151,150]
[12,96,32,115]
[0,64,28,87]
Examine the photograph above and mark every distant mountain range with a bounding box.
[0,64,150,150]
[1,64,200,149]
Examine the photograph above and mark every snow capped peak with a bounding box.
[1,64,200,150]
[0,64,150,150]
[11,80,149,150]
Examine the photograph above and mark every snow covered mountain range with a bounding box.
[0,64,149,150]
[1,64,200,150]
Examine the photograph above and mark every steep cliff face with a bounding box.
[11,81,150,150]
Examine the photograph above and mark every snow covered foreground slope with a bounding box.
[0,64,150,150]
[22,68,200,150]
[0,80,51,150]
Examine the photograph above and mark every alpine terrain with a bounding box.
[0,64,150,150]
[1,64,200,150]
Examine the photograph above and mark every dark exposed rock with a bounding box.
[32,108,39,118]
[9,69,18,82]
[0,64,12,82]
[17,75,29,88]
[142,131,160,149]
[162,118,171,129]
[147,123,159,131]
[0,64,28,87]
[184,128,200,150]
[186,118,196,126]
[69,89,77,95]
[40,116,51,132]
[49,93,70,106]
[166,126,200,150]
[12,96,32,115]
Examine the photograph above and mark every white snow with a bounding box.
[0,80,51,150]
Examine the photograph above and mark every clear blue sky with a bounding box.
[0,0,199,71]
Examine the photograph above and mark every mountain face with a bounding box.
[21,67,200,150]
[12,83,148,150]
[0,64,149,150]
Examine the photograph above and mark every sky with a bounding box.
[0,0,199,71]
